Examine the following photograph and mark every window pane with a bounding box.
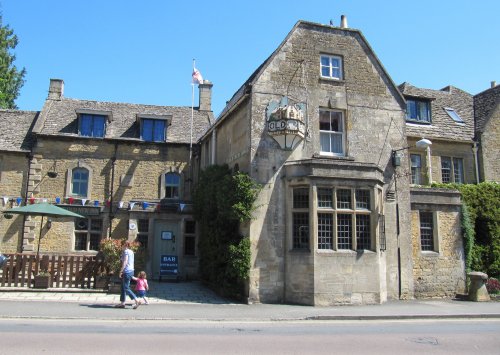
[453,158,464,183]
[331,133,343,154]
[138,219,149,233]
[74,232,87,251]
[142,119,153,141]
[80,115,92,136]
[90,219,102,231]
[441,157,451,183]
[72,168,89,197]
[93,116,105,137]
[184,235,196,256]
[185,220,196,234]
[153,120,166,142]
[356,189,370,210]
[420,212,434,251]
[318,213,333,250]
[418,102,429,121]
[89,233,100,251]
[356,214,371,250]
[337,189,351,209]
[411,154,422,184]
[165,173,181,198]
[317,188,333,208]
[320,132,330,152]
[406,101,417,119]
[337,214,352,249]
[293,188,309,208]
[292,212,309,249]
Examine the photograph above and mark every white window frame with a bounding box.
[160,171,182,199]
[441,156,465,184]
[320,54,343,80]
[319,109,345,156]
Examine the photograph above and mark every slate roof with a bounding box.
[0,109,38,152]
[34,97,212,144]
[398,83,474,142]
[474,84,500,133]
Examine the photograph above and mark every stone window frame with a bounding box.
[315,186,375,252]
[418,210,440,254]
[440,156,465,184]
[319,108,346,157]
[320,53,344,80]
[65,162,93,199]
[160,170,183,199]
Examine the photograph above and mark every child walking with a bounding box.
[132,271,149,305]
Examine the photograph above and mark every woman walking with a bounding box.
[115,241,141,309]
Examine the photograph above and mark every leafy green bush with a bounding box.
[432,182,500,278]
[194,165,259,300]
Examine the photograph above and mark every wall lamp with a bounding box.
[392,138,432,166]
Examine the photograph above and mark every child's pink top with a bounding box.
[135,278,148,291]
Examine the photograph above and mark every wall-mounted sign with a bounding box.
[266,96,306,150]
[161,231,173,240]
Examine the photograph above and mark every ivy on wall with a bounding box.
[433,182,500,278]
[193,165,260,300]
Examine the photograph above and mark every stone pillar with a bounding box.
[467,272,490,301]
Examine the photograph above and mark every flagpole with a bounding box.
[190,59,195,163]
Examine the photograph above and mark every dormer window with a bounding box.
[406,99,431,123]
[138,115,172,142]
[76,110,111,138]
[443,107,464,123]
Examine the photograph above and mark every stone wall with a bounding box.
[0,153,29,253]
[480,106,500,182]
[411,188,466,298]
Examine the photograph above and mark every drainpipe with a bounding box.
[472,141,480,184]
[108,144,117,239]
[21,151,35,252]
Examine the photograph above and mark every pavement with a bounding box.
[0,280,499,321]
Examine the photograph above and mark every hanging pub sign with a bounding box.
[266,96,306,150]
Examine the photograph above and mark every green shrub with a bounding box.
[432,182,500,278]
[194,165,259,300]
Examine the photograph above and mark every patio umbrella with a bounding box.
[3,203,84,259]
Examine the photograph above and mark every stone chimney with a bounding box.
[48,79,64,100]
[491,81,497,88]
[198,80,213,111]
[340,15,348,28]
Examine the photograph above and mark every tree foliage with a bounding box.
[193,165,260,300]
[433,182,500,278]
[0,15,26,109]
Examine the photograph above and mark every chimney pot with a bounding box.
[48,79,64,100]
[491,81,497,88]
[340,15,348,28]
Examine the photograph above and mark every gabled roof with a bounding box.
[474,84,500,133]
[34,97,212,144]
[0,110,38,153]
[398,82,474,142]
[209,20,405,138]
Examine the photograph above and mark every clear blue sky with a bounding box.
[2,0,499,116]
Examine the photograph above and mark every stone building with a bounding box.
[473,82,500,182]
[1,78,213,280]
[0,110,38,253]
[397,83,475,298]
